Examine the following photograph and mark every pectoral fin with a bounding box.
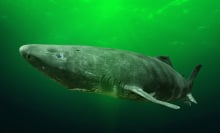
[124,85,180,109]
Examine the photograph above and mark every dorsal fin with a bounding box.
[156,56,173,67]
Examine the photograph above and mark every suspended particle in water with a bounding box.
[197,26,207,31]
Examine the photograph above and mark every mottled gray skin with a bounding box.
[19,44,198,104]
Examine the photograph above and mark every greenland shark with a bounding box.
[19,44,202,109]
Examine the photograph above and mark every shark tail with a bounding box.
[186,64,202,105]
[188,64,202,84]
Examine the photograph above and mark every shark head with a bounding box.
[19,44,97,90]
[20,44,67,70]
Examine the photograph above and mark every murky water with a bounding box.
[0,0,219,132]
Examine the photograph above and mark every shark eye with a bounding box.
[56,53,63,59]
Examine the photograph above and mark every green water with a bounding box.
[0,0,219,132]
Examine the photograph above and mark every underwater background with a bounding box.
[0,0,219,132]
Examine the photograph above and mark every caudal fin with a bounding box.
[185,64,202,105]
[188,64,202,83]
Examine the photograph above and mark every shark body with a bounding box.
[20,44,202,109]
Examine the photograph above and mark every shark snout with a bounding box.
[19,45,29,55]
[19,45,34,61]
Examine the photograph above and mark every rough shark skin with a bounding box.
[19,44,202,109]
